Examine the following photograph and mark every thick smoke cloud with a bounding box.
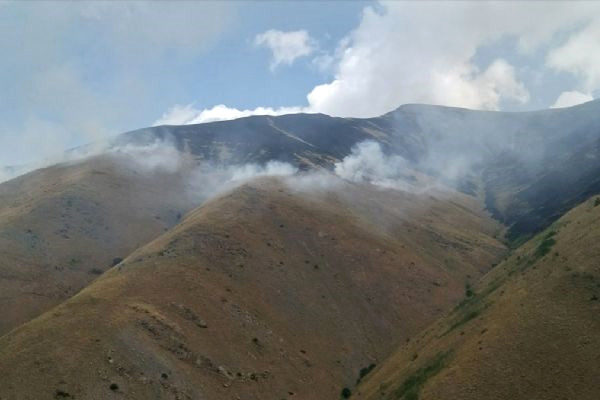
[108,140,184,173]
[334,141,414,190]
[184,159,299,203]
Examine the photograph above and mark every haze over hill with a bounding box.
[123,98,600,241]
[1,100,600,399]
[4,2,600,399]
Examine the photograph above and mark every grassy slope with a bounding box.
[0,156,195,335]
[355,196,600,400]
[0,178,505,400]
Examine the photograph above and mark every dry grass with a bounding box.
[355,196,600,400]
[0,177,504,400]
[0,156,196,334]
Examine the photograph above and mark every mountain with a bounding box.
[122,99,600,242]
[1,100,600,399]
[0,177,504,399]
[353,194,600,400]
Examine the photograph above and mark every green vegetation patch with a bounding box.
[465,282,475,298]
[443,280,498,336]
[534,230,556,259]
[506,231,532,249]
[446,310,480,334]
[393,351,452,400]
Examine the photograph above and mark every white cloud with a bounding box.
[547,20,600,93]
[254,29,316,70]
[550,90,594,108]
[156,1,600,127]
[154,104,309,125]
[306,2,600,117]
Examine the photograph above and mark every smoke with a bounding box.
[334,140,416,190]
[185,160,299,203]
[284,171,342,193]
[0,140,111,184]
[227,161,298,182]
[0,167,16,184]
[107,140,184,173]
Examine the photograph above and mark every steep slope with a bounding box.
[125,99,600,240]
[0,155,197,334]
[119,113,400,170]
[0,177,505,400]
[354,195,600,400]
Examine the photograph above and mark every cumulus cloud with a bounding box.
[551,90,594,108]
[547,19,600,93]
[155,2,600,126]
[306,2,600,117]
[308,3,535,116]
[254,29,316,70]
[154,104,309,125]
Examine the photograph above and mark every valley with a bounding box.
[1,100,600,399]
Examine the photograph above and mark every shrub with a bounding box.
[465,283,474,298]
[595,198,600,207]
[394,351,451,400]
[356,363,377,383]
[341,387,352,398]
[535,231,556,258]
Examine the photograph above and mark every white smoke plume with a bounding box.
[107,140,184,173]
[334,140,415,190]
[185,160,299,203]
[0,140,111,184]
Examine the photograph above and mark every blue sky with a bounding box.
[1,1,600,166]
[185,1,369,110]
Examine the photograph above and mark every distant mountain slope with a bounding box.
[118,113,393,169]
[354,194,600,400]
[0,178,505,400]
[0,155,197,335]
[119,99,600,240]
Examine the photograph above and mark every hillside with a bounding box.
[0,155,198,334]
[1,100,600,399]
[354,195,600,400]
[0,177,505,400]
